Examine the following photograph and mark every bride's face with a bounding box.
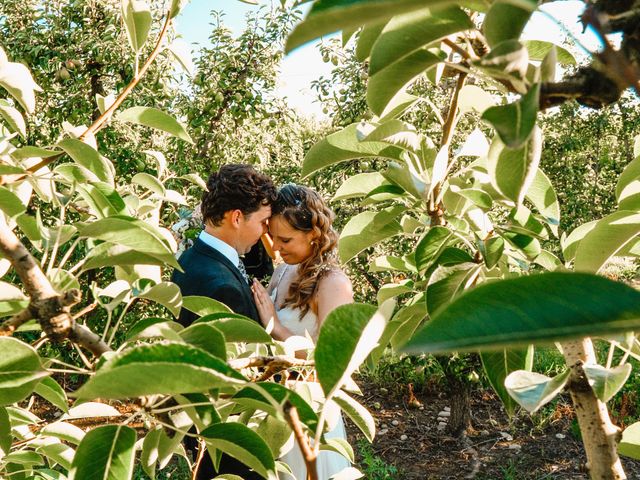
[269,215,315,265]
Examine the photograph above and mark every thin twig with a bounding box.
[72,301,98,320]
[284,402,318,480]
[228,356,314,370]
[0,308,34,336]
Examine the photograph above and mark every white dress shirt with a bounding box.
[198,230,240,267]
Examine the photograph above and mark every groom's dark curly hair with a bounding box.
[201,163,277,226]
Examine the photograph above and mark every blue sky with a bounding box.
[175,1,601,119]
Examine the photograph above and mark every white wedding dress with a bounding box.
[271,267,351,480]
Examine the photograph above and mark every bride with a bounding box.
[251,184,353,480]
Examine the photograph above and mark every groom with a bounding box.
[171,163,276,479]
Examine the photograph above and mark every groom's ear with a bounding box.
[223,209,242,228]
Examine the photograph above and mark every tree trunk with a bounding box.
[562,339,626,480]
[447,375,472,436]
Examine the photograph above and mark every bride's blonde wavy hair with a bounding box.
[273,184,339,317]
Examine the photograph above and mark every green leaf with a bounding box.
[389,298,428,349]
[368,7,472,75]
[122,0,152,53]
[487,126,542,206]
[76,182,127,219]
[574,211,640,273]
[58,138,114,185]
[502,231,541,260]
[117,107,193,143]
[180,173,207,191]
[523,40,576,65]
[481,346,533,416]
[182,296,232,317]
[0,407,10,456]
[368,49,441,116]
[616,154,640,209]
[415,226,453,273]
[379,92,420,121]
[382,161,427,199]
[11,146,60,161]
[0,282,29,318]
[525,168,560,235]
[69,425,136,480]
[125,318,182,342]
[458,85,496,114]
[426,264,477,315]
[338,206,404,263]
[403,272,640,354]
[533,250,562,271]
[0,337,48,405]
[40,421,86,445]
[34,377,68,413]
[0,56,42,114]
[562,220,598,262]
[332,172,388,202]
[316,304,383,396]
[132,172,166,196]
[82,242,167,272]
[140,426,162,480]
[377,279,413,304]
[504,369,570,413]
[77,216,180,269]
[369,255,416,273]
[200,423,276,479]
[302,123,404,178]
[37,443,74,471]
[55,163,101,183]
[4,450,43,465]
[583,364,632,403]
[482,84,540,149]
[0,185,26,218]
[0,99,26,138]
[286,0,440,53]
[180,323,226,360]
[197,315,272,343]
[319,437,355,463]
[483,0,535,47]
[619,422,640,460]
[363,120,420,152]
[333,390,375,442]
[233,382,318,433]
[356,22,387,61]
[137,281,182,317]
[74,343,245,399]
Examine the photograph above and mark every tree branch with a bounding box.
[284,402,318,480]
[228,356,314,371]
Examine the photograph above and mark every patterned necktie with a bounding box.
[237,260,250,284]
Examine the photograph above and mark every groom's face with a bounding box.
[237,205,271,254]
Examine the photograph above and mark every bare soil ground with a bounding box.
[348,378,640,480]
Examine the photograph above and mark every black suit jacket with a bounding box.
[171,238,260,327]
[171,238,263,480]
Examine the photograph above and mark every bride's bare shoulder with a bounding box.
[317,268,352,292]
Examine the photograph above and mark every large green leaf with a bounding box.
[367,49,441,116]
[523,40,576,65]
[0,407,10,456]
[58,138,114,185]
[0,338,48,406]
[482,84,540,149]
[487,126,542,206]
[179,323,226,360]
[198,317,272,344]
[74,343,245,399]
[0,185,26,218]
[76,182,127,219]
[37,443,74,471]
[619,422,640,460]
[69,425,136,480]
[0,99,26,138]
[382,161,427,199]
[574,211,640,273]
[302,123,404,178]
[40,421,86,445]
[34,377,69,413]
[583,364,632,403]
[117,107,193,143]
[332,172,388,201]
[616,155,640,210]
[426,263,478,315]
[525,168,560,234]
[286,0,443,52]
[389,298,428,349]
[315,304,383,397]
[0,282,29,318]
[182,296,232,317]
[333,390,375,442]
[137,281,182,317]
[403,272,640,354]
[483,0,536,47]
[368,6,472,75]
[415,226,453,273]
[355,22,387,61]
[0,53,41,113]
[122,0,152,53]
[504,369,570,413]
[233,382,319,433]
[200,423,276,480]
[338,206,404,263]
[132,172,166,197]
[82,242,168,271]
[77,216,180,269]
[480,346,533,416]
